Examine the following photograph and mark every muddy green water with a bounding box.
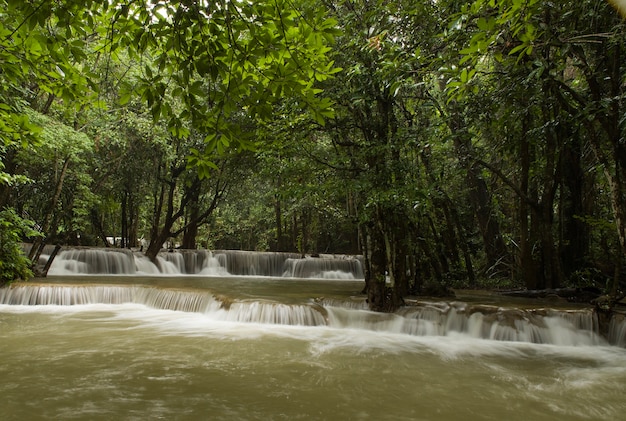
[1,276,625,420]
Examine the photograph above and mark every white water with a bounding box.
[2,279,626,420]
[1,301,626,420]
[46,248,364,279]
[2,283,624,347]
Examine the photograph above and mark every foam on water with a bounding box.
[2,283,625,351]
[3,299,622,368]
[46,247,364,279]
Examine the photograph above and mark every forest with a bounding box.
[1,0,626,311]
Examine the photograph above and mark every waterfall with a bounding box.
[213,250,364,279]
[47,247,364,278]
[215,250,300,276]
[0,284,215,311]
[48,248,231,276]
[393,302,605,346]
[609,313,626,347]
[2,283,625,347]
[0,284,323,326]
[282,256,364,279]
[216,301,327,325]
[48,248,137,274]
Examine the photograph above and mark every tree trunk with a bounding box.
[519,129,536,289]
[120,191,128,248]
[363,224,388,312]
[129,195,140,248]
[29,156,71,261]
[145,234,166,263]
[181,180,201,249]
[581,35,626,298]
[447,201,475,286]
[466,162,510,276]
[38,244,62,277]
[181,219,198,249]
[145,182,168,263]
[90,208,110,247]
[420,149,475,284]
[146,198,178,261]
[274,194,284,251]
[448,109,509,276]
[559,132,588,278]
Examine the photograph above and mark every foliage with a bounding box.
[0,208,40,285]
[1,0,626,306]
[107,0,340,167]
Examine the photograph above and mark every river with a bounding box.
[1,275,625,420]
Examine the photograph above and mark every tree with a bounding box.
[446,0,626,293]
[0,208,40,285]
[319,0,454,309]
[1,0,339,279]
[143,132,234,261]
[9,110,92,260]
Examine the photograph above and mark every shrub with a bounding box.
[0,208,40,286]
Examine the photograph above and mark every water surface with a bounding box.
[1,276,625,420]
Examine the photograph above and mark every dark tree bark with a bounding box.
[120,191,128,248]
[443,103,510,277]
[90,209,110,247]
[145,170,227,262]
[519,118,537,289]
[274,194,283,251]
[363,223,389,312]
[28,156,71,261]
[181,179,201,249]
[559,131,589,278]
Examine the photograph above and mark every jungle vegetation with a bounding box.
[1,0,625,310]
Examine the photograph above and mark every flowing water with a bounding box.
[43,248,365,279]
[1,273,626,421]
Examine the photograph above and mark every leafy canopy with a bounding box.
[1,0,340,181]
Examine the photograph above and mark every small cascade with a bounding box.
[48,248,230,276]
[157,252,186,274]
[0,284,214,310]
[2,284,626,347]
[324,301,620,346]
[608,313,626,347]
[394,302,606,346]
[283,256,364,279]
[49,248,137,275]
[48,247,364,278]
[211,250,364,279]
[215,301,327,326]
[215,250,301,277]
[315,297,369,310]
[157,250,228,275]
[0,284,131,306]
[0,284,325,327]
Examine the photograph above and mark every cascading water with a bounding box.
[47,248,138,274]
[3,279,626,420]
[2,283,625,347]
[215,250,301,276]
[283,256,364,279]
[46,247,364,279]
[609,313,626,347]
[0,284,326,327]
